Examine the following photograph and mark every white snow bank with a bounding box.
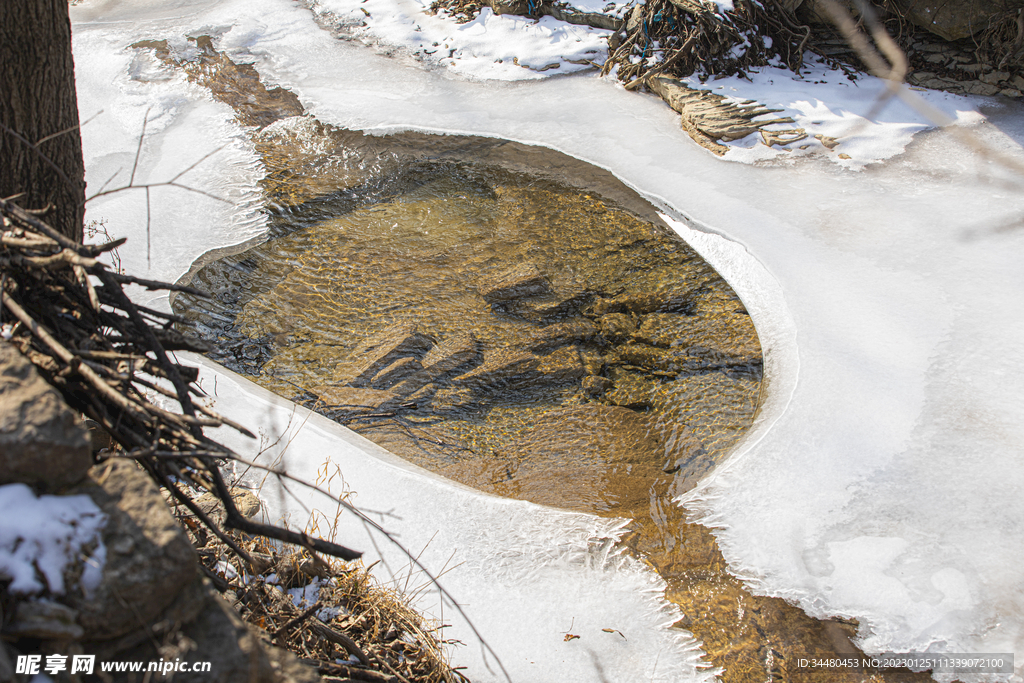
[0,484,107,595]
[71,0,1024,679]
[681,55,985,168]
[309,0,609,80]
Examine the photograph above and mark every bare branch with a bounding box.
[129,108,151,188]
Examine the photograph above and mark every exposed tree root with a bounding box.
[648,76,798,155]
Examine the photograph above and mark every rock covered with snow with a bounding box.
[0,484,106,596]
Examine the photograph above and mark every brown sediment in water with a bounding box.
[157,38,932,683]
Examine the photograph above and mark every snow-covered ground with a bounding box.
[70,0,1024,681]
[0,484,106,596]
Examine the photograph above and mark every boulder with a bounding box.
[803,0,1024,39]
[489,0,531,15]
[111,579,319,683]
[0,342,92,491]
[0,643,15,683]
[3,600,83,640]
[65,460,199,640]
[190,488,262,526]
[897,0,1024,41]
[798,0,859,24]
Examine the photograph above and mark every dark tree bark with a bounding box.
[1,0,86,243]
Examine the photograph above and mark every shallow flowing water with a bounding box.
[176,156,762,504]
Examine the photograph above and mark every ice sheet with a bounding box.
[71,0,1024,680]
[309,0,985,166]
[174,357,715,683]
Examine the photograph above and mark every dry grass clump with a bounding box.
[173,496,463,683]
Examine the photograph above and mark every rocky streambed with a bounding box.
[174,160,762,516]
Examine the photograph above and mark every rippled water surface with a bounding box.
[176,159,762,506]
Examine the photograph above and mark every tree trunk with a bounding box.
[0,0,86,243]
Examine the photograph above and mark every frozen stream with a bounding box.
[70,0,1024,681]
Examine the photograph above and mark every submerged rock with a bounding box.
[634,312,760,366]
[312,386,399,410]
[502,271,592,322]
[650,370,762,486]
[476,262,551,303]
[370,356,423,389]
[333,323,433,387]
[535,345,585,383]
[590,283,693,317]
[454,347,540,392]
[392,332,482,395]
[581,349,605,376]
[582,375,614,396]
[598,312,636,343]
[528,318,600,352]
[603,371,657,410]
[432,386,479,413]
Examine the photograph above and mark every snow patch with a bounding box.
[0,484,107,595]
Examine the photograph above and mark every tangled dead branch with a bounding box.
[975,8,1024,71]
[603,0,811,86]
[0,195,361,564]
